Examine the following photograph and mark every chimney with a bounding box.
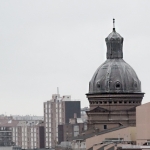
[74,113,77,119]
[74,113,77,124]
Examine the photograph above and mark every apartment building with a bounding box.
[0,119,18,146]
[12,120,45,149]
[44,94,81,148]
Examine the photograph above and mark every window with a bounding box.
[46,128,48,132]
[74,125,79,137]
[13,136,15,141]
[97,81,101,88]
[31,128,33,132]
[84,124,87,131]
[49,128,51,132]
[115,81,121,89]
[104,125,107,129]
[46,137,48,142]
[134,81,137,88]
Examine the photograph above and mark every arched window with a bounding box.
[134,81,138,89]
[97,81,101,88]
[115,81,121,89]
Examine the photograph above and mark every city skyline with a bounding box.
[0,0,150,115]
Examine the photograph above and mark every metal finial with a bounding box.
[113,18,115,31]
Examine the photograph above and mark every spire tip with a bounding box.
[113,18,115,31]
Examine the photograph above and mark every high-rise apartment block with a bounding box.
[44,94,81,148]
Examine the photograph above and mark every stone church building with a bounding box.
[86,20,144,131]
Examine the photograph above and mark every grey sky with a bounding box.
[0,0,150,115]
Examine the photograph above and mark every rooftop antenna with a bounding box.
[57,87,59,95]
[113,18,115,31]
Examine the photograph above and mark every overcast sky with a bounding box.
[0,0,150,116]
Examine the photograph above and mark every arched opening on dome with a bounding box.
[115,81,121,89]
[134,81,138,89]
[97,81,101,88]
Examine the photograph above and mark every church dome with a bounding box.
[89,20,141,93]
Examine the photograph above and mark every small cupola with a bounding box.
[105,19,124,59]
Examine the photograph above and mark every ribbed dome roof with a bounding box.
[89,59,141,93]
[106,29,123,41]
[89,20,141,94]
